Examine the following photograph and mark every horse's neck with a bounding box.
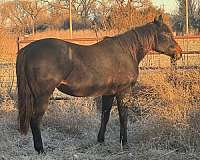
[134,28,156,63]
[110,26,156,64]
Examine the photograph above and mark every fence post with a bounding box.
[170,57,177,71]
[17,37,20,53]
[170,57,177,86]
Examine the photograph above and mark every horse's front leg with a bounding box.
[97,95,115,143]
[116,94,129,148]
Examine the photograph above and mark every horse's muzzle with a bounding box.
[175,53,182,60]
[173,45,182,61]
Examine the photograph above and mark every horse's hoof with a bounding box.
[36,147,45,154]
[122,144,129,151]
[37,150,45,154]
[97,138,104,143]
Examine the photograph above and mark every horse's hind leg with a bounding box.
[30,95,49,154]
[97,95,114,143]
[116,94,128,148]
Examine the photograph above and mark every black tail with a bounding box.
[16,49,34,135]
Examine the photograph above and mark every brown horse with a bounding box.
[16,15,182,153]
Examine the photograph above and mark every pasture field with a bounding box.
[0,70,199,160]
[0,30,200,159]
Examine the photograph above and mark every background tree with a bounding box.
[0,0,48,34]
[73,0,97,27]
[17,0,47,35]
[0,1,27,33]
[0,0,172,35]
[175,0,200,33]
[104,0,169,33]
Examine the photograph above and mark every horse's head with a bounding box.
[154,15,182,61]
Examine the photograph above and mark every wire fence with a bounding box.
[16,36,200,69]
[0,36,200,99]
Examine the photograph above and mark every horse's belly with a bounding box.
[57,83,112,97]
[57,67,137,97]
[57,78,134,97]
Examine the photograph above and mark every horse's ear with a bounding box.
[154,15,163,26]
[154,16,158,23]
[158,15,163,25]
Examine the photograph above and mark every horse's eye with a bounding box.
[161,32,172,38]
[161,32,168,36]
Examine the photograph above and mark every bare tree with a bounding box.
[105,0,159,32]
[0,1,27,33]
[41,0,76,29]
[17,0,47,35]
[0,0,48,34]
[176,0,200,33]
[0,0,170,33]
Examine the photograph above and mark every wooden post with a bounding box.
[185,0,189,66]
[69,0,73,39]
[185,0,189,34]
[17,37,20,52]
[170,57,177,86]
[170,58,177,71]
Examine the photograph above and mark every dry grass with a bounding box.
[0,70,199,159]
[134,70,200,153]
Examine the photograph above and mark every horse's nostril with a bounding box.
[178,46,182,53]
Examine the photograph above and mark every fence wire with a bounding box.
[1,36,200,99]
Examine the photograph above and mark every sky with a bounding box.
[0,0,178,14]
[152,0,178,13]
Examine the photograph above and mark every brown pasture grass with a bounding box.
[0,69,199,159]
[134,70,200,153]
